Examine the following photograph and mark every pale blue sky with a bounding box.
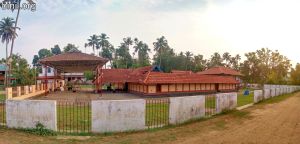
[1,0,300,66]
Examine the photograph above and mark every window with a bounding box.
[47,68,51,73]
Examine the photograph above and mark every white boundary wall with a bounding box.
[264,89,271,99]
[254,90,263,103]
[169,96,205,124]
[216,93,237,113]
[92,99,145,133]
[271,88,276,97]
[6,100,57,131]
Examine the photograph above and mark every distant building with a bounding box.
[0,64,16,85]
[0,64,6,85]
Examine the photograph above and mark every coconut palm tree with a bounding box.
[98,33,110,56]
[153,36,169,67]
[0,17,18,86]
[185,51,193,70]
[86,35,100,54]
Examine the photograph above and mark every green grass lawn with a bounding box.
[146,102,169,127]
[237,90,254,106]
[57,104,91,133]
[0,103,5,125]
[0,94,5,101]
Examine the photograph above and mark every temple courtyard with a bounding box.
[29,91,142,101]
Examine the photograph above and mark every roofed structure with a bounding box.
[99,66,240,95]
[197,66,242,76]
[39,51,108,73]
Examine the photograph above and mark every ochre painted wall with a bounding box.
[161,85,169,92]
[190,84,196,91]
[169,84,176,92]
[183,84,189,91]
[148,85,157,93]
[176,84,183,92]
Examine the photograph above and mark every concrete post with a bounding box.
[24,86,29,95]
[31,85,36,93]
[6,87,12,99]
[17,86,21,97]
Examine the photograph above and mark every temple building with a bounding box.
[98,66,240,96]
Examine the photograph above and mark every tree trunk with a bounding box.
[159,49,162,67]
[8,4,21,86]
[4,41,8,87]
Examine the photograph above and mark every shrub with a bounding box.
[22,122,56,136]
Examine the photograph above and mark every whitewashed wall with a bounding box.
[216,93,237,113]
[6,100,57,131]
[254,90,263,103]
[169,96,205,124]
[92,99,145,133]
[264,89,271,99]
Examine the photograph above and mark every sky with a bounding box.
[1,0,300,66]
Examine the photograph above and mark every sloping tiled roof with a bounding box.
[101,66,239,84]
[39,52,108,73]
[171,70,193,74]
[197,66,242,76]
[144,72,239,84]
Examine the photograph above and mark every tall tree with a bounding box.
[193,54,207,72]
[101,45,115,68]
[290,63,300,85]
[185,51,193,70]
[98,33,110,56]
[133,38,151,67]
[0,17,18,86]
[222,52,231,67]
[153,36,169,67]
[86,35,99,54]
[208,52,223,68]
[50,45,61,55]
[63,43,79,52]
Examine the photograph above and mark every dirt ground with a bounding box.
[29,91,142,101]
[1,92,300,144]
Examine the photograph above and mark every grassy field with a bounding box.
[145,102,169,127]
[57,104,91,133]
[0,93,5,101]
[237,89,254,106]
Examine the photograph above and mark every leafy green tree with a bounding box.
[101,45,115,68]
[208,52,223,68]
[192,54,207,72]
[113,43,133,68]
[11,54,35,85]
[84,71,94,81]
[290,63,300,85]
[51,45,61,55]
[185,51,193,70]
[63,43,79,52]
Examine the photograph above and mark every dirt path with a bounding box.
[177,93,300,144]
[0,93,300,144]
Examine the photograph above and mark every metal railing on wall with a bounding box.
[0,100,5,126]
[145,98,170,129]
[205,95,217,117]
[57,100,91,134]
